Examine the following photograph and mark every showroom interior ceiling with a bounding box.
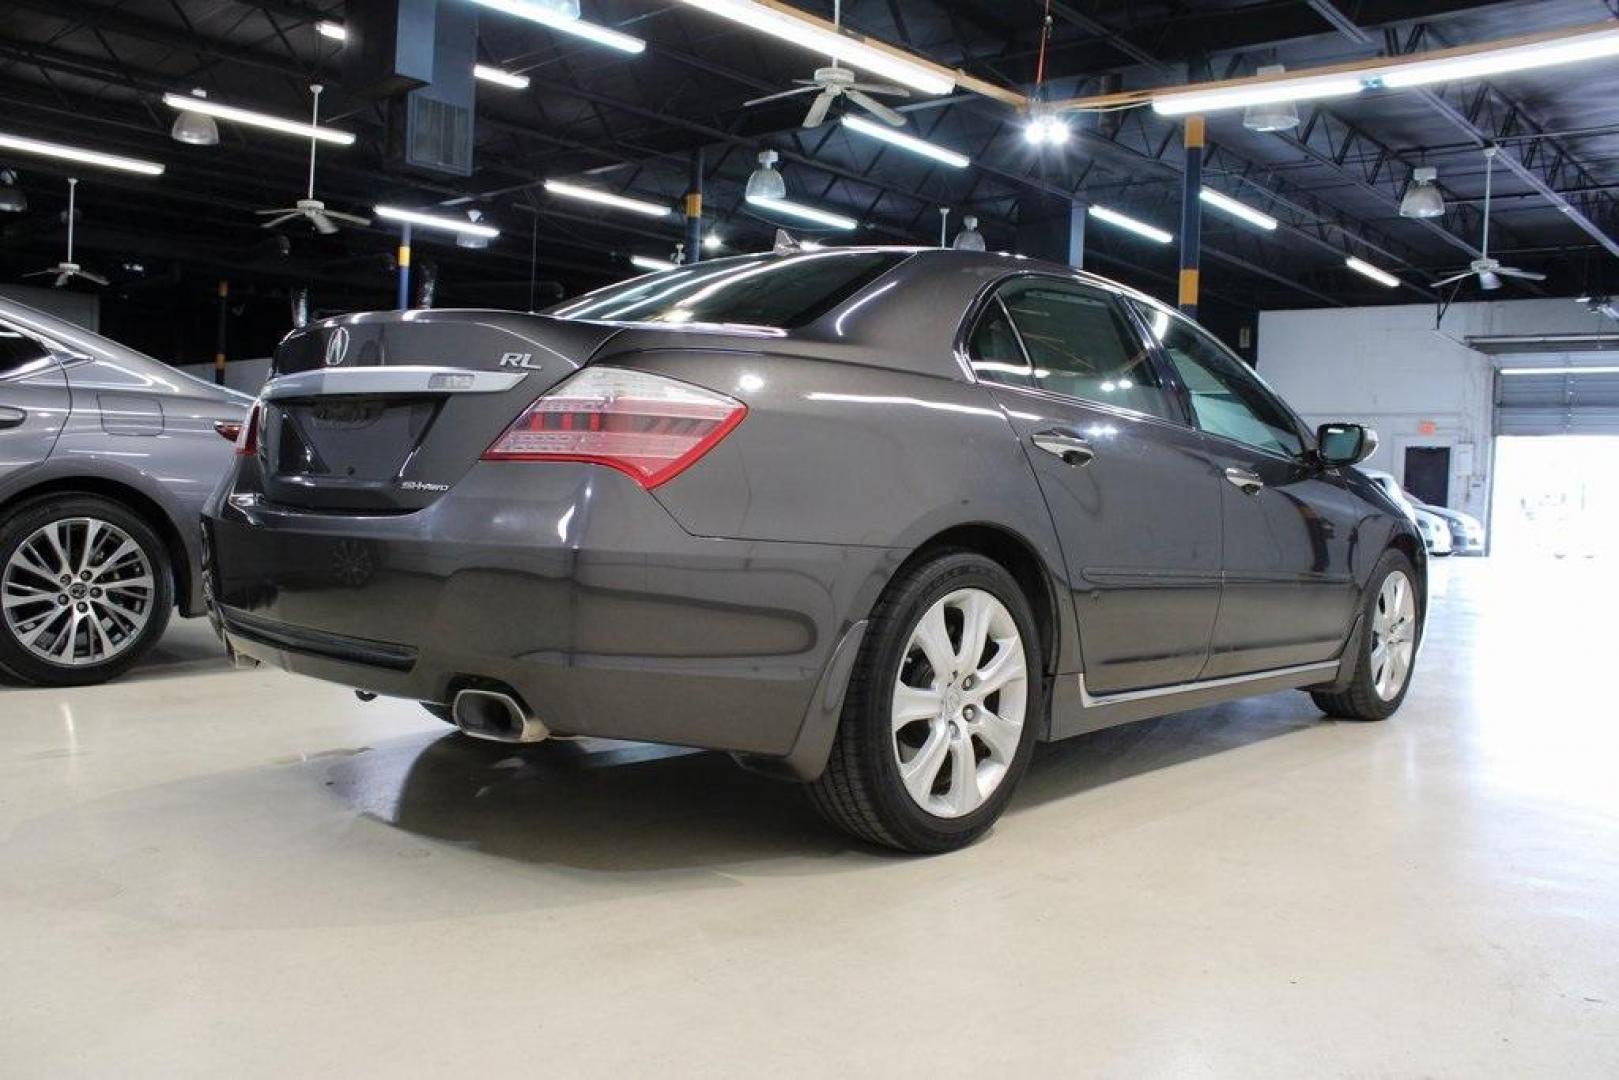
[1,0,1618,315]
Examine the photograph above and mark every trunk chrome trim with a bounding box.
[1078,660,1339,708]
[262,365,528,401]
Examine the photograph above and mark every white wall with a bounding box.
[177,357,273,395]
[1257,297,1613,522]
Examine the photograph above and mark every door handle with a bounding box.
[1032,430,1096,467]
[1224,466,1264,494]
[0,406,25,431]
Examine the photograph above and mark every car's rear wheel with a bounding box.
[808,551,1042,853]
[1310,549,1419,721]
[0,495,173,687]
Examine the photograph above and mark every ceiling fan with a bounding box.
[1433,146,1547,292]
[256,84,370,235]
[23,178,107,288]
[741,0,910,128]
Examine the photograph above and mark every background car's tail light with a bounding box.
[482,367,746,488]
[233,403,261,456]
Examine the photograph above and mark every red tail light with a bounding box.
[233,403,261,457]
[213,419,243,443]
[482,367,746,488]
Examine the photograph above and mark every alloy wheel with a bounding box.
[1369,570,1416,701]
[890,588,1029,819]
[2,517,157,667]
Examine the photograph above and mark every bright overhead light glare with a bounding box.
[840,115,968,167]
[1023,109,1070,146]
[1199,187,1278,231]
[703,232,724,251]
[375,205,501,238]
[1154,73,1363,117]
[468,0,647,54]
[160,92,355,145]
[746,194,858,230]
[672,0,954,95]
[473,64,531,89]
[1499,365,1619,376]
[1381,25,1619,88]
[317,21,346,41]
[631,255,678,272]
[544,179,669,217]
[1088,205,1173,244]
[1345,256,1400,288]
[0,131,164,175]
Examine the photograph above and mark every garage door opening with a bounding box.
[1490,435,1619,560]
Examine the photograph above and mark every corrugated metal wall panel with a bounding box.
[1496,358,1619,436]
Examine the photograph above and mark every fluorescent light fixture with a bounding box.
[317,20,346,41]
[1499,365,1619,376]
[840,115,968,167]
[745,194,858,230]
[1154,73,1363,117]
[1345,256,1400,288]
[1088,205,1172,244]
[631,255,678,272]
[375,205,501,238]
[673,0,953,95]
[544,179,669,217]
[0,131,164,175]
[160,92,355,145]
[468,0,646,55]
[474,64,531,89]
[1381,25,1619,88]
[1199,187,1278,231]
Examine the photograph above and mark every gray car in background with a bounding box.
[0,298,248,686]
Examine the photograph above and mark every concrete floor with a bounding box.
[1,559,1615,1077]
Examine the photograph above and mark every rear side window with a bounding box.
[969,280,1173,420]
[0,324,52,378]
[548,251,907,329]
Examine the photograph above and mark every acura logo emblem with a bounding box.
[323,327,351,367]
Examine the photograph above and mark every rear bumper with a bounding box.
[203,462,897,764]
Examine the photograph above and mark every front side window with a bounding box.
[1135,302,1304,458]
[968,280,1173,420]
[0,323,53,379]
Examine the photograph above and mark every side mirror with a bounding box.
[1316,422,1378,467]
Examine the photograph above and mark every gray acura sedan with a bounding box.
[205,249,1424,851]
[0,298,248,686]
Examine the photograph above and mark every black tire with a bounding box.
[0,494,174,687]
[808,550,1044,853]
[1311,548,1420,722]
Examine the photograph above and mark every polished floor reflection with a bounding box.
[1,559,1615,1076]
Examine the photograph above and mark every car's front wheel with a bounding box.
[1311,548,1420,721]
[0,495,173,687]
[808,551,1042,853]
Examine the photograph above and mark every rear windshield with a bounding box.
[547,250,908,329]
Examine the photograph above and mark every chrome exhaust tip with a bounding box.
[451,688,549,744]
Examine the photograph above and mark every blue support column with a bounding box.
[685,148,704,264]
[1179,116,1205,318]
[396,222,413,310]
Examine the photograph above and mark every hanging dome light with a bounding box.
[169,88,220,146]
[952,214,986,251]
[745,150,787,202]
[0,169,24,213]
[1242,64,1300,133]
[1400,165,1446,219]
[456,209,490,249]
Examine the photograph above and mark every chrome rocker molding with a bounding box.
[1077,660,1341,708]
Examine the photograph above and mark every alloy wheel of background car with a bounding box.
[1310,548,1420,722]
[0,496,173,687]
[809,551,1042,853]
[1369,570,1417,702]
[890,588,1029,819]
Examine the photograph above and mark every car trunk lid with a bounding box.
[258,310,622,512]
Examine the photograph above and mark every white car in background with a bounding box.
[1361,469,1453,557]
